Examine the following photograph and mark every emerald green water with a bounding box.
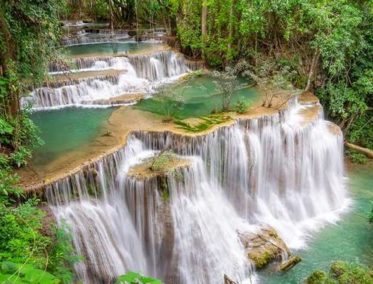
[259,165,373,283]
[136,75,259,119]
[66,42,157,56]
[31,108,114,165]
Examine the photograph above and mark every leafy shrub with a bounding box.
[0,169,22,204]
[0,261,60,284]
[306,261,373,284]
[48,224,79,283]
[10,146,32,168]
[116,272,163,284]
[0,112,43,167]
[150,151,176,172]
[235,100,248,114]
[0,118,14,145]
[175,114,231,133]
[0,199,50,267]
[347,150,368,164]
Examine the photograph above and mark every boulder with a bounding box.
[239,226,290,269]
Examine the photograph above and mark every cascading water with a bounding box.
[47,138,255,283]
[45,97,349,283]
[136,99,348,248]
[24,51,191,110]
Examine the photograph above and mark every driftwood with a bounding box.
[279,256,301,271]
[345,142,373,159]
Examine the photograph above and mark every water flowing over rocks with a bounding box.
[23,49,193,110]
[31,94,349,284]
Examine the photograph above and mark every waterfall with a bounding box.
[25,51,191,110]
[61,30,130,46]
[168,158,253,284]
[45,98,349,283]
[128,51,189,81]
[47,138,254,283]
[133,99,348,248]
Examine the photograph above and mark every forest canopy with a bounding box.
[64,0,372,150]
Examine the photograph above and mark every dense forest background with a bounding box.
[0,0,371,282]
[65,0,372,153]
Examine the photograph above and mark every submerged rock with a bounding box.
[239,226,290,269]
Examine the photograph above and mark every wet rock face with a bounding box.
[239,226,290,269]
[125,155,191,281]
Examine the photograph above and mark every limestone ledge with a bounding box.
[45,69,125,87]
[128,154,191,180]
[19,91,333,193]
[68,43,171,59]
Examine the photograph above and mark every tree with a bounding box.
[211,67,238,111]
[154,84,185,122]
[172,0,372,149]
[0,0,63,165]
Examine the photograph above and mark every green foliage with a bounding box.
[169,0,372,148]
[234,100,248,114]
[0,261,60,284]
[0,169,22,204]
[175,114,231,133]
[0,197,76,282]
[306,261,373,284]
[0,111,43,168]
[0,118,13,136]
[91,0,110,21]
[116,271,163,284]
[0,1,76,282]
[0,0,58,167]
[1,0,65,86]
[211,67,238,111]
[48,224,79,283]
[305,270,330,284]
[347,150,368,165]
[154,84,186,122]
[150,151,176,172]
[0,199,50,267]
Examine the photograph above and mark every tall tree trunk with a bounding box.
[201,1,207,58]
[305,48,320,92]
[227,0,234,61]
[109,0,114,31]
[0,5,18,118]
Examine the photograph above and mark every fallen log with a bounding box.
[345,142,373,159]
[279,256,302,272]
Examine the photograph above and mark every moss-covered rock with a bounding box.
[239,226,290,269]
[305,270,329,284]
[128,152,190,179]
[306,261,373,284]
